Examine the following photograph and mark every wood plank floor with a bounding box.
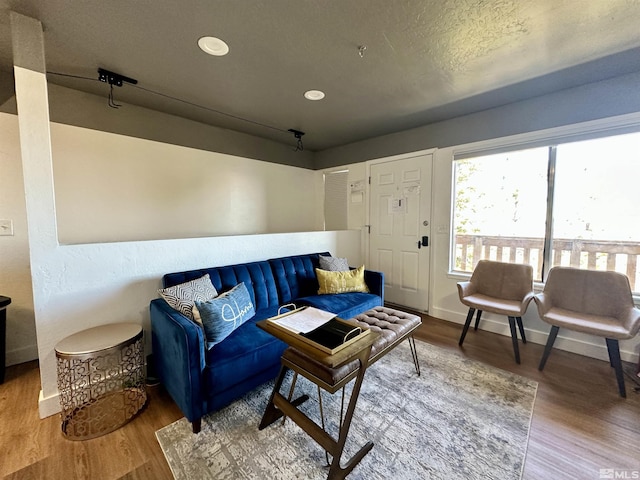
[1,315,639,479]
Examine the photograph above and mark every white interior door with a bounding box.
[369,154,432,311]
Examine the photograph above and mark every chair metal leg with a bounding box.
[516,317,527,344]
[538,326,559,371]
[473,310,483,331]
[408,335,421,376]
[458,308,476,346]
[605,338,626,398]
[507,316,521,364]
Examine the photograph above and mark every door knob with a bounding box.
[418,236,429,249]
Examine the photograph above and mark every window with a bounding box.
[452,131,640,293]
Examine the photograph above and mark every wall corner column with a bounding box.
[11,11,61,418]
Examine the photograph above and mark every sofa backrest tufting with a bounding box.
[162,252,333,312]
[268,252,330,304]
[163,260,280,312]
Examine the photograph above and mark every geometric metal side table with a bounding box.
[55,323,147,440]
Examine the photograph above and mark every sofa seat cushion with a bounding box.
[204,307,286,396]
[543,307,632,339]
[295,292,382,320]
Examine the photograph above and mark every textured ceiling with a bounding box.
[2,0,640,151]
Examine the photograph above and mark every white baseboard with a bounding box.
[38,389,61,419]
[6,344,38,367]
[429,307,636,364]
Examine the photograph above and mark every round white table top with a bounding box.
[55,323,142,355]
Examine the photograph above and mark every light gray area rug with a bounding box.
[156,341,537,479]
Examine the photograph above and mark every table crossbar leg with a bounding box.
[259,346,374,480]
[259,366,309,429]
[326,347,374,480]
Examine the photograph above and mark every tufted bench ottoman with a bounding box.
[281,306,422,390]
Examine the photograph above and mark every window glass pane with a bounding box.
[552,132,640,293]
[452,148,548,280]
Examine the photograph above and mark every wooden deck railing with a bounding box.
[454,234,640,291]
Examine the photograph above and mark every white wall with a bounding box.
[35,229,361,418]
[0,113,37,365]
[1,109,361,418]
[315,162,369,258]
[52,123,321,244]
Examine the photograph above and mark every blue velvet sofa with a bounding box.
[150,252,384,433]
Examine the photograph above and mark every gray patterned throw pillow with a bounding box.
[159,274,218,320]
[319,255,350,272]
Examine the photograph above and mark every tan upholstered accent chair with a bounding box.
[457,260,534,363]
[534,267,640,397]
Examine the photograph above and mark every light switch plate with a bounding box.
[0,219,14,236]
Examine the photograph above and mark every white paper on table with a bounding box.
[269,307,336,334]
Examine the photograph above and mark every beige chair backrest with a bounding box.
[543,267,634,317]
[470,260,533,301]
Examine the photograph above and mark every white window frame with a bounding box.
[448,111,640,296]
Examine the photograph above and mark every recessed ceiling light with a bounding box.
[198,36,229,56]
[304,90,325,101]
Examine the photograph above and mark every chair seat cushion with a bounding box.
[543,307,634,339]
[461,293,528,316]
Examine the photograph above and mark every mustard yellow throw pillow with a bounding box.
[316,265,370,294]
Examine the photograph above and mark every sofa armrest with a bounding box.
[150,298,206,424]
[364,269,384,301]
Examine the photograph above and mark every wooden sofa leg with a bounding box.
[458,308,475,346]
[605,338,626,398]
[539,326,559,371]
[192,418,202,434]
[507,316,520,364]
